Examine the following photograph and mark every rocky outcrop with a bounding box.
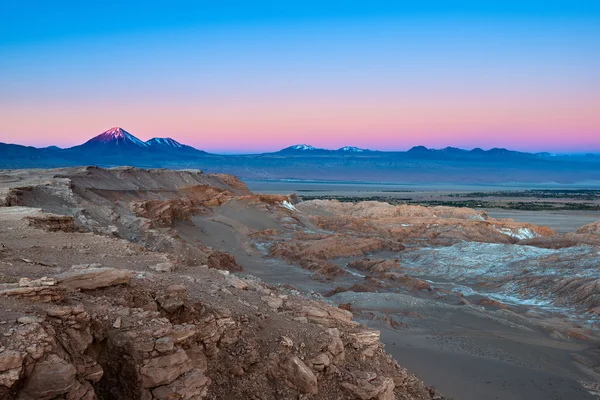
[577,221,600,235]
[0,269,442,400]
[348,258,402,274]
[133,199,200,227]
[1,187,31,207]
[206,251,242,272]
[270,233,405,263]
[26,214,78,232]
[0,168,452,400]
[342,376,395,400]
[20,354,79,399]
[56,267,133,290]
[299,200,488,220]
[269,354,318,394]
[0,278,66,303]
[297,199,555,247]
[0,351,23,395]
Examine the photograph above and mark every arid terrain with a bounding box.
[1,168,600,399]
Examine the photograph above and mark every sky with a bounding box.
[1,1,599,153]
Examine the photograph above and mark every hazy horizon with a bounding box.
[2,125,600,155]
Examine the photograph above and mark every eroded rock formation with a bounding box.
[0,204,444,400]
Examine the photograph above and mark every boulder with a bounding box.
[56,267,133,290]
[207,251,242,272]
[151,369,211,400]
[226,275,249,290]
[326,328,345,364]
[149,263,174,273]
[274,354,318,395]
[342,377,395,400]
[0,350,23,389]
[348,330,381,349]
[140,350,194,388]
[261,296,283,310]
[21,355,77,399]
[155,336,175,353]
[310,353,331,371]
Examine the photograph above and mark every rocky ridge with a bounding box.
[4,167,600,399]
[0,189,444,399]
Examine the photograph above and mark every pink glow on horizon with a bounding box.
[1,89,599,153]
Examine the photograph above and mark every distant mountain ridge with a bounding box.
[1,127,599,184]
[0,126,580,157]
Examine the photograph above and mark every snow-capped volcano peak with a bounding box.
[146,137,183,148]
[338,146,365,152]
[291,144,316,150]
[87,127,149,147]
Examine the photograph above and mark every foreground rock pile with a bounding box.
[0,206,444,400]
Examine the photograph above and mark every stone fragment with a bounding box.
[17,316,45,324]
[230,365,244,377]
[352,371,377,382]
[149,263,173,273]
[261,296,283,310]
[280,336,293,347]
[155,336,174,353]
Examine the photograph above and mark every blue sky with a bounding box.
[1,1,599,152]
[2,1,600,45]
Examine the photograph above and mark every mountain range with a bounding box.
[1,127,599,184]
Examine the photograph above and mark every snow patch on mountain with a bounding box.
[146,137,184,148]
[290,144,316,150]
[339,146,365,152]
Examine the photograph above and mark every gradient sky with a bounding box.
[1,1,599,153]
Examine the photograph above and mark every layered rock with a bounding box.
[25,214,78,233]
[269,233,405,264]
[0,168,458,399]
[0,267,444,400]
[297,199,555,246]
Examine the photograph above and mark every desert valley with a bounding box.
[2,2,599,399]
[0,164,599,399]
